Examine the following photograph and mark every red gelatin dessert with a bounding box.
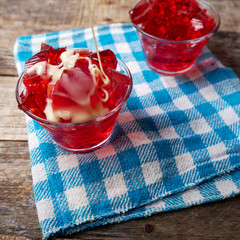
[129,0,216,41]
[129,0,219,75]
[17,43,132,152]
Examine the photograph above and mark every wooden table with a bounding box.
[1,0,240,239]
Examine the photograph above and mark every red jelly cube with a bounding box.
[89,49,118,70]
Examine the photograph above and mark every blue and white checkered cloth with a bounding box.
[14,23,240,239]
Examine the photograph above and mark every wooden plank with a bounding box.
[0,76,27,141]
[0,141,41,237]
[208,31,240,76]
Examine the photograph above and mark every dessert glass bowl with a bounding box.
[130,0,220,75]
[16,58,132,153]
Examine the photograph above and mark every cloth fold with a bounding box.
[14,23,240,239]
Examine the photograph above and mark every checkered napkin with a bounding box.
[14,23,240,239]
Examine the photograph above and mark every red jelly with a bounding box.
[129,0,219,74]
[17,44,132,152]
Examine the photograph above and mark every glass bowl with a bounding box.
[130,0,220,75]
[16,59,132,153]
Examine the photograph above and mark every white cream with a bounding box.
[27,51,80,84]
[27,61,47,75]
[60,51,80,69]
[86,0,110,86]
[44,99,59,122]
[47,65,63,84]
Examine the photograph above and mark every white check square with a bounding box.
[142,161,162,185]
[65,186,89,210]
[128,131,151,147]
[215,179,238,196]
[190,118,212,134]
[173,95,194,110]
[84,27,99,41]
[110,23,124,34]
[207,142,227,160]
[187,66,203,81]
[134,83,152,97]
[16,62,23,76]
[145,105,165,116]
[126,61,141,74]
[95,144,116,159]
[59,32,73,47]
[28,132,39,150]
[104,173,127,199]
[199,85,219,101]
[36,198,55,221]
[31,36,46,53]
[218,107,240,126]
[57,155,79,172]
[182,187,204,203]
[117,111,135,124]
[160,76,178,88]
[175,152,195,173]
[115,42,131,53]
[31,163,47,185]
[146,199,165,210]
[159,126,179,139]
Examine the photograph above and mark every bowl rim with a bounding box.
[16,58,133,127]
[130,0,221,44]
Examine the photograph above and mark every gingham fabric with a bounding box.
[14,23,240,239]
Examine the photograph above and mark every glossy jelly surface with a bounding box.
[129,0,216,41]
[129,0,219,74]
[17,44,132,152]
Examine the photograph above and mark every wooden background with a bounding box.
[0,0,240,239]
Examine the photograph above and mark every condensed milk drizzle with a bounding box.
[86,0,110,86]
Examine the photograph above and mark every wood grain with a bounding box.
[0,0,240,239]
[0,76,27,141]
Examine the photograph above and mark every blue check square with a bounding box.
[196,102,217,116]
[184,135,206,152]
[80,161,103,184]
[223,92,240,107]
[179,81,199,95]
[136,117,159,131]
[215,126,236,141]
[118,148,140,171]
[168,110,189,125]
[127,96,144,110]
[153,89,172,104]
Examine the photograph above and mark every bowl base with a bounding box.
[147,62,195,76]
[55,134,112,153]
